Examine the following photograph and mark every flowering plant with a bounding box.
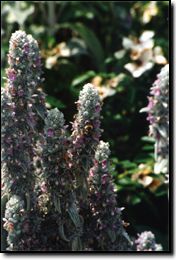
[140,64,169,180]
[135,231,162,251]
[120,31,167,78]
[1,30,162,252]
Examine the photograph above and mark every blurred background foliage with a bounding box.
[1,1,169,249]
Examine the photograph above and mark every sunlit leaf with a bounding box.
[71,71,96,87]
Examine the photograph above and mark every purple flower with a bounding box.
[41,182,47,193]
[24,43,29,54]
[115,207,121,214]
[89,168,94,177]
[94,159,98,167]
[146,114,155,124]
[93,120,100,128]
[150,86,160,96]
[7,69,16,81]
[101,174,108,185]
[74,136,84,148]
[12,111,16,117]
[147,97,154,110]
[95,104,101,113]
[102,160,107,169]
[18,89,24,97]
[35,57,41,67]
[47,128,54,137]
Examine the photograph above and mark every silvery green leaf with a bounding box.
[122,230,132,244]
[1,194,8,215]
[71,237,78,251]
[139,107,150,113]
[71,237,82,251]
[162,102,168,108]
[58,224,69,242]
[158,126,167,139]
[68,205,80,228]
[34,104,46,120]
[19,163,28,173]
[25,192,31,211]
[53,195,61,213]
[107,229,116,243]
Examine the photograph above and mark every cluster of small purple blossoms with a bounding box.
[2,30,45,196]
[1,30,46,251]
[135,231,162,251]
[7,30,42,94]
[88,141,131,251]
[3,195,27,251]
[3,195,41,251]
[71,83,101,161]
[140,64,169,179]
[2,30,164,252]
[41,108,83,250]
[70,83,102,201]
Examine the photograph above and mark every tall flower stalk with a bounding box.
[140,64,169,180]
[1,30,164,252]
[2,30,42,196]
[1,30,45,250]
[41,108,83,250]
[88,141,132,251]
[70,83,102,202]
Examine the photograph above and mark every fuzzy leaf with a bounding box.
[33,103,46,120]
[68,204,81,228]
[58,224,69,242]
[107,229,116,243]
[71,237,82,251]
[54,195,61,213]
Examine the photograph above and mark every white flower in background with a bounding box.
[44,42,71,69]
[44,39,87,69]
[142,1,158,24]
[91,74,125,100]
[131,163,163,192]
[131,1,158,24]
[45,56,58,69]
[118,31,167,78]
